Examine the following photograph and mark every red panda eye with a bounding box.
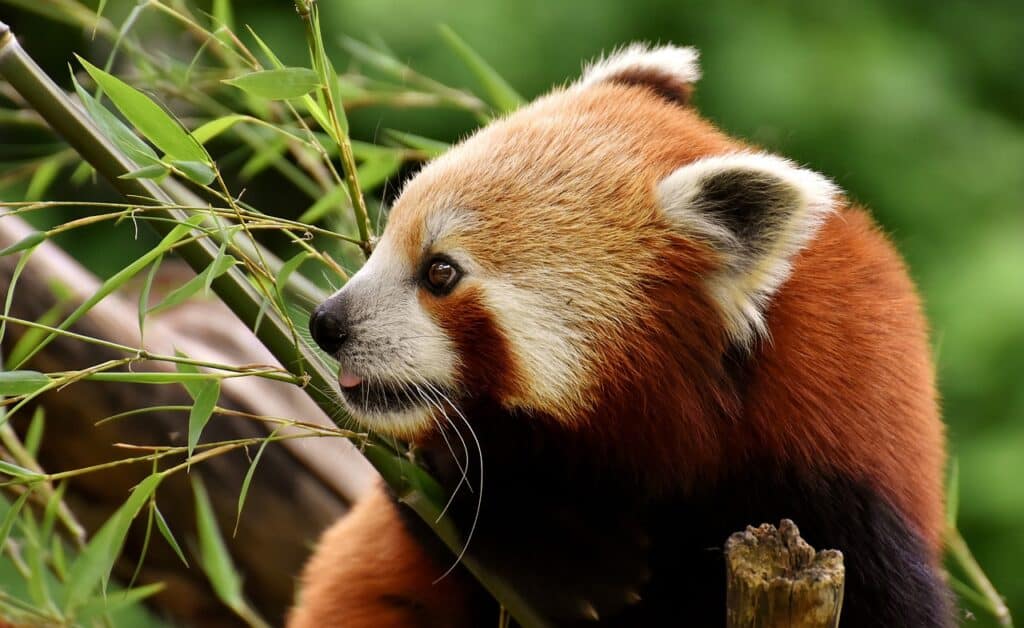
[425,259,460,294]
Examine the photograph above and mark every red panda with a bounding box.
[292,44,949,627]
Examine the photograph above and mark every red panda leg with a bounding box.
[288,484,483,628]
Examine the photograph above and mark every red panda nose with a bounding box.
[309,303,349,355]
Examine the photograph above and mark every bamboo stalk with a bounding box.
[0,20,550,627]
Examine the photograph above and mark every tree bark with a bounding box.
[725,519,845,628]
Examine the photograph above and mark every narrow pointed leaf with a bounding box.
[0,370,50,396]
[193,476,244,610]
[0,491,31,548]
[25,158,62,201]
[170,160,216,185]
[235,431,277,535]
[72,71,161,168]
[77,56,209,163]
[63,473,162,611]
[118,163,169,180]
[224,68,321,100]
[187,380,220,460]
[437,25,524,113]
[153,504,188,567]
[0,231,45,257]
[385,130,449,158]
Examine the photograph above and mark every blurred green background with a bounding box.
[3,0,1022,625]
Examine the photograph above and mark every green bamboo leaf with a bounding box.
[275,251,311,294]
[24,519,53,610]
[246,26,286,69]
[51,535,67,581]
[63,473,162,612]
[75,582,164,624]
[118,163,169,180]
[5,298,66,370]
[235,429,278,536]
[0,491,31,548]
[0,459,42,479]
[437,25,524,113]
[40,481,66,543]
[82,371,222,385]
[187,380,220,460]
[193,114,249,144]
[0,370,50,396]
[193,476,244,610]
[224,68,321,100]
[0,231,45,257]
[24,406,45,458]
[170,159,217,185]
[10,214,207,370]
[138,254,163,339]
[356,152,403,192]
[174,353,203,399]
[297,185,348,224]
[71,71,161,168]
[77,56,209,164]
[239,137,287,180]
[385,130,449,158]
[148,254,237,315]
[25,158,62,201]
[153,504,188,567]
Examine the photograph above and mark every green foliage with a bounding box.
[0,0,1019,626]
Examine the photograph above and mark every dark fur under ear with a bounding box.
[577,44,700,106]
[657,153,838,345]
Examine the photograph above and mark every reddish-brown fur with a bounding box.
[291,68,944,625]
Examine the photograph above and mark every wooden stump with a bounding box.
[725,519,845,628]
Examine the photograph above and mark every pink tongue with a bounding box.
[339,371,363,389]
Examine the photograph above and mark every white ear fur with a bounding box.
[657,152,839,346]
[577,43,700,96]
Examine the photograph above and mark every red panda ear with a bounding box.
[656,153,839,345]
[577,43,700,105]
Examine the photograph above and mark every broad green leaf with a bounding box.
[437,25,524,114]
[0,491,31,548]
[224,68,321,100]
[193,476,244,610]
[118,163,169,180]
[235,430,277,535]
[187,380,220,460]
[77,56,209,164]
[385,130,449,159]
[25,158,62,202]
[63,473,162,612]
[0,231,45,257]
[0,370,50,396]
[24,406,45,457]
[71,71,161,168]
[153,504,188,567]
[170,160,217,185]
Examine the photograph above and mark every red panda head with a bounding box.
[309,44,838,442]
